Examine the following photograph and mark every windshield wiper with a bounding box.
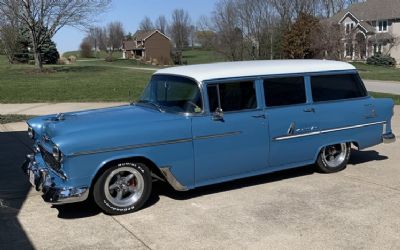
[137,100,164,112]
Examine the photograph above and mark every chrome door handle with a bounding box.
[252,114,266,119]
[303,108,315,113]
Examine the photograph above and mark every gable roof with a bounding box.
[132,29,171,41]
[122,40,135,50]
[155,60,356,82]
[331,0,400,23]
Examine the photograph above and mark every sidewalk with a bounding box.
[364,80,400,95]
[0,102,126,116]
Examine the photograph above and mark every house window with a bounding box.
[345,23,354,34]
[378,20,388,32]
[374,44,382,54]
[345,43,353,57]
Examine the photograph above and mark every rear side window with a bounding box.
[207,81,257,112]
[264,77,306,107]
[311,74,367,102]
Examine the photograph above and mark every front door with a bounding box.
[192,80,269,186]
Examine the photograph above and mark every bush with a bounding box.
[367,53,396,67]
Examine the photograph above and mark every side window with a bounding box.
[263,77,306,107]
[311,74,367,102]
[207,81,257,112]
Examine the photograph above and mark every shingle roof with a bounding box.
[122,40,135,50]
[358,21,375,33]
[132,30,157,41]
[331,0,400,23]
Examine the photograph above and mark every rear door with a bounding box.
[263,76,321,167]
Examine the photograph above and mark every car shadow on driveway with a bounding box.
[0,131,34,249]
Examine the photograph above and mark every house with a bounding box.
[122,29,172,65]
[330,0,400,63]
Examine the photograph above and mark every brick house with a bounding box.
[122,29,172,65]
[330,0,400,63]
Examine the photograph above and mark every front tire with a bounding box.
[316,143,351,173]
[93,162,152,215]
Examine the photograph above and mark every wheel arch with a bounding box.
[312,140,355,163]
[90,155,165,192]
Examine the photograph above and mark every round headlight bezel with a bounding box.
[52,146,63,162]
[28,126,35,139]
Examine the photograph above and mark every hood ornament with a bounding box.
[55,113,65,121]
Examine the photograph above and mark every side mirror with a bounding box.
[212,107,224,121]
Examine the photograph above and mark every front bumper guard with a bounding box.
[21,154,89,204]
[382,132,396,144]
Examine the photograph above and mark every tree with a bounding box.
[139,16,154,31]
[170,9,191,50]
[0,0,20,63]
[155,15,168,34]
[282,12,319,59]
[107,21,124,52]
[80,37,93,58]
[0,0,110,71]
[87,26,108,55]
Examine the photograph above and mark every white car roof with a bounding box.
[154,60,356,82]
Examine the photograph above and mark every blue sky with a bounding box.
[53,0,216,53]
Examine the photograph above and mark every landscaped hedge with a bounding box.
[367,53,397,67]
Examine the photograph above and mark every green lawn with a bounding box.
[0,55,153,103]
[369,92,400,105]
[352,62,400,81]
[1,53,400,104]
[0,114,35,124]
[182,48,225,65]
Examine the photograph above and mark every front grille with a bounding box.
[39,144,61,171]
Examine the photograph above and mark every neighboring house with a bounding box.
[122,29,172,65]
[330,0,400,63]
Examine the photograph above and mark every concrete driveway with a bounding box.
[1,109,400,250]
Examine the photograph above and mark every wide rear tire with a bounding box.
[315,143,351,173]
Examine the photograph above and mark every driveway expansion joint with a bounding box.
[111,216,152,250]
[342,174,400,193]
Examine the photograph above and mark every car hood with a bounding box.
[28,105,190,156]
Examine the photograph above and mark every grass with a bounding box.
[352,62,400,81]
[1,52,400,103]
[0,55,153,103]
[369,92,400,105]
[182,48,225,65]
[62,50,113,59]
[0,114,35,124]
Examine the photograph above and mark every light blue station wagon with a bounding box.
[22,60,396,214]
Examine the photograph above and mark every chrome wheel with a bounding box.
[321,143,347,168]
[104,167,144,207]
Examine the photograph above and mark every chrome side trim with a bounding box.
[194,131,242,140]
[274,121,386,141]
[70,138,193,157]
[159,167,188,191]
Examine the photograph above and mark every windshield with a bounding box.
[138,75,203,114]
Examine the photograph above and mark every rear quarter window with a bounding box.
[311,74,367,102]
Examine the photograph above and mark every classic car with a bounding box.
[22,60,396,215]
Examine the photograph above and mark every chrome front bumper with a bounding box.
[21,154,89,204]
[382,132,396,144]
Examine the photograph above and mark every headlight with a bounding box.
[28,126,35,139]
[52,146,63,162]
